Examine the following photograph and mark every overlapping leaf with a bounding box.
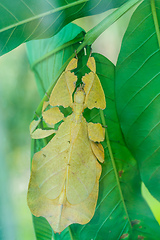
[115,0,160,201]
[69,53,160,240]
[32,215,52,240]
[0,0,129,55]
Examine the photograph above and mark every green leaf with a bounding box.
[40,53,159,240]
[26,22,85,98]
[29,49,160,239]
[0,0,129,56]
[32,215,52,240]
[53,228,72,240]
[115,0,160,201]
[68,53,160,240]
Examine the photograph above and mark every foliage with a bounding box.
[0,0,160,239]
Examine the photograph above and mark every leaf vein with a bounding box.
[20,0,35,15]
[126,93,160,137]
[0,0,88,33]
[44,0,55,8]
[118,31,156,66]
[24,18,43,42]
[119,71,160,116]
[122,4,151,44]
[94,200,122,239]
[39,167,66,188]
[118,49,159,92]
[0,3,19,22]
[0,27,16,54]
[96,184,117,209]
[137,120,160,148]
[35,12,63,39]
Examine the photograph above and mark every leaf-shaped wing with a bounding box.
[67,116,97,204]
[49,58,77,108]
[82,57,106,110]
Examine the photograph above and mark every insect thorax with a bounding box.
[72,89,86,122]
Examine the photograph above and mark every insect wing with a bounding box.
[66,117,97,204]
[49,58,78,108]
[82,57,106,110]
[83,71,106,110]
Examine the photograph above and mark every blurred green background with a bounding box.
[0,7,144,240]
[0,45,40,239]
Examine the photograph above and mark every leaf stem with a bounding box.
[150,0,160,48]
[99,109,132,228]
[31,35,85,70]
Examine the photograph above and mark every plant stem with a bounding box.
[99,109,132,227]
[31,35,85,70]
[150,0,160,48]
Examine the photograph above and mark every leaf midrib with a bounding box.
[0,0,88,33]
[150,0,160,48]
[99,109,132,228]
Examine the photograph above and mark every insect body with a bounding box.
[28,56,106,233]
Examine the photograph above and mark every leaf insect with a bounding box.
[28,56,106,233]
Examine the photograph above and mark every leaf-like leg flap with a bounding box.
[87,56,96,73]
[30,119,41,135]
[42,101,49,112]
[82,72,106,110]
[29,119,71,200]
[49,59,77,108]
[90,142,104,163]
[31,129,56,139]
[88,122,105,142]
[42,107,64,125]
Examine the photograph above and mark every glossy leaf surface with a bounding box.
[0,0,128,55]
